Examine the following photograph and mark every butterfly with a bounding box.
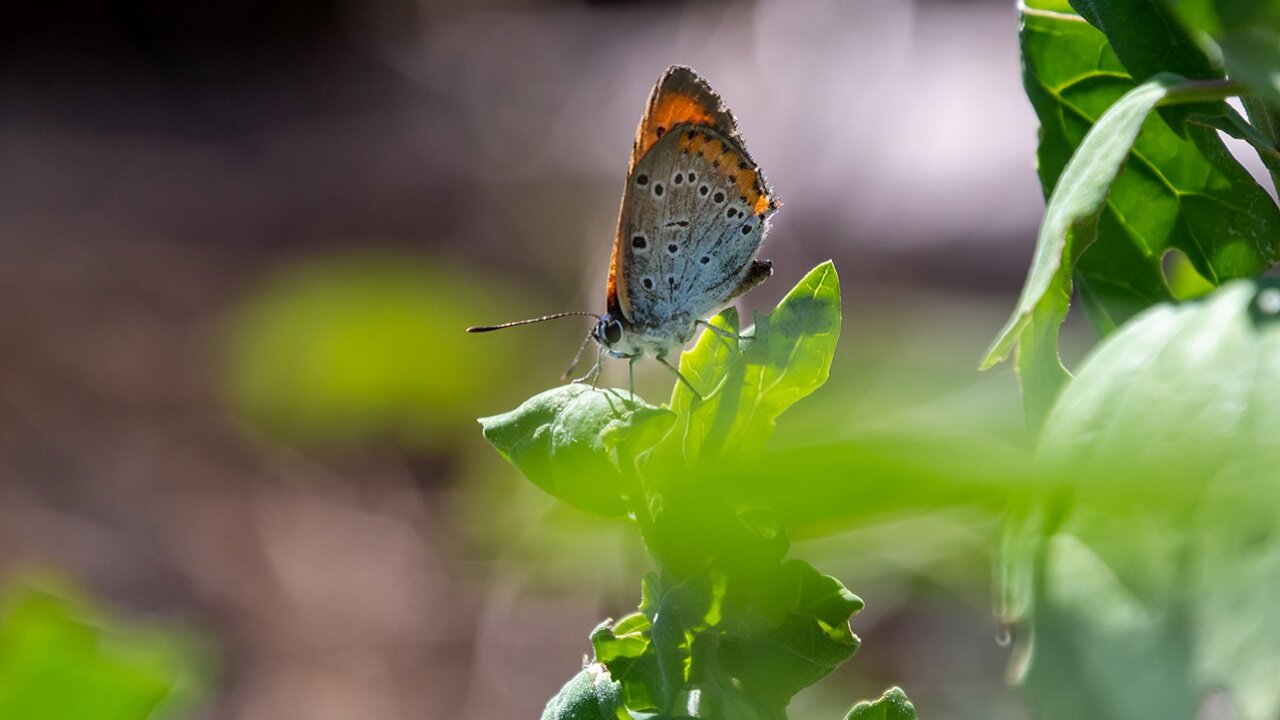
[468,65,779,398]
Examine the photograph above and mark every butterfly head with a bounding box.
[591,312,625,352]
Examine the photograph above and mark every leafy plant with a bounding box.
[480,262,917,720]
[986,1,1280,718]
[0,577,209,720]
[983,0,1280,423]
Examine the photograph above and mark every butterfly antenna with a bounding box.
[467,311,600,333]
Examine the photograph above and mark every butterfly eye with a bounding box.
[604,320,623,345]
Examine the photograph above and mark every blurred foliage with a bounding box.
[0,576,209,720]
[225,251,531,451]
[987,1,1280,719]
[1167,0,1280,109]
[482,263,919,719]
[1003,280,1280,720]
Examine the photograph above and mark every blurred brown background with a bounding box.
[0,0,1043,718]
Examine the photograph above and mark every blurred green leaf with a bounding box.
[540,664,625,720]
[1166,0,1280,108]
[1040,280,1280,472]
[1191,470,1280,720]
[1009,280,1280,720]
[844,688,918,720]
[226,253,530,450]
[0,580,208,720]
[726,432,1026,540]
[986,2,1280,424]
[481,384,672,517]
[1018,535,1197,720]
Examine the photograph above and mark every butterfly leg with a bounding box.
[627,357,636,405]
[696,319,745,347]
[656,355,703,401]
[569,347,606,388]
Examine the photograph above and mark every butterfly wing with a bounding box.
[607,66,776,328]
[628,66,745,171]
[618,126,776,331]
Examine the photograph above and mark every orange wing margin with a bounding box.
[629,66,742,171]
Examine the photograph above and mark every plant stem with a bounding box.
[1160,78,1248,106]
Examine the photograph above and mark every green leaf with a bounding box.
[1188,105,1280,191]
[986,2,1280,425]
[590,561,866,719]
[594,575,720,715]
[983,74,1178,407]
[1018,536,1198,720]
[541,664,626,720]
[651,261,841,474]
[1068,0,1219,83]
[480,384,674,517]
[845,687,918,720]
[0,581,208,720]
[1040,280,1280,472]
[725,262,841,458]
[714,561,862,707]
[590,616,664,714]
[1159,0,1280,185]
[482,261,883,718]
[1068,0,1226,138]
[1166,0,1280,108]
[668,308,743,419]
[644,484,791,578]
[1010,280,1280,720]
[1191,470,1280,720]
[720,434,1027,539]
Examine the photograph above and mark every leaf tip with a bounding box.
[980,313,1026,371]
[845,686,918,720]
